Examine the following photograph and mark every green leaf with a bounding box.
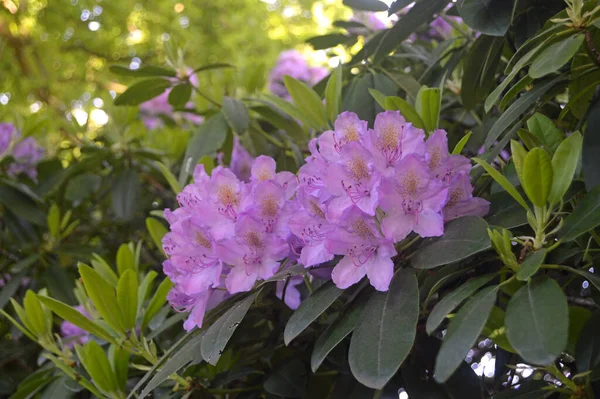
[416,86,441,133]
[521,148,553,207]
[47,203,60,238]
[201,291,259,366]
[116,243,135,275]
[575,312,600,372]
[461,35,504,109]
[306,34,356,50]
[179,112,229,184]
[505,276,568,365]
[426,274,496,335]
[191,63,235,74]
[526,113,563,153]
[325,64,343,123]
[0,184,46,225]
[167,84,192,108]
[311,300,364,372]
[549,131,582,206]
[474,158,530,210]
[114,78,171,106]
[284,281,343,345]
[145,217,168,254]
[139,332,204,398]
[109,345,130,392]
[10,370,55,399]
[385,96,426,129]
[529,34,584,79]
[373,0,449,64]
[142,277,173,329]
[510,140,527,185]
[559,184,600,241]
[457,0,517,37]
[348,269,418,389]
[368,88,388,109]
[516,249,546,281]
[583,98,600,190]
[109,65,176,77]
[342,0,388,12]
[284,76,328,130]
[264,358,307,398]
[77,340,119,395]
[91,254,119,287]
[251,104,305,143]
[37,296,114,344]
[412,216,491,269]
[111,169,140,222]
[155,162,182,194]
[484,76,565,149]
[222,97,250,133]
[116,269,138,330]
[65,173,101,204]
[452,132,472,155]
[0,271,26,310]
[79,263,126,334]
[434,285,498,383]
[343,72,396,126]
[24,290,48,336]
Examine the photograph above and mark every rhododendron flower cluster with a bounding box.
[162,111,489,331]
[268,50,328,101]
[0,123,45,180]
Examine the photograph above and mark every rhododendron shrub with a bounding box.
[5,0,600,398]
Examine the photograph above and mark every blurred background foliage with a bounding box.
[0,0,353,155]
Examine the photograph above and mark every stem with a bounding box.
[303,274,314,294]
[190,85,221,107]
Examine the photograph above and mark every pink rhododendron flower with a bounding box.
[0,123,18,157]
[1,126,45,181]
[268,50,328,101]
[60,305,91,347]
[161,110,489,330]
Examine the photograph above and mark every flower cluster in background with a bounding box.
[0,123,45,181]
[140,70,204,130]
[268,50,328,101]
[162,111,489,331]
[60,305,91,348]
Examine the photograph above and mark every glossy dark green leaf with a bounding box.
[284,281,343,345]
[575,312,600,372]
[348,269,418,389]
[461,35,504,109]
[529,34,584,79]
[179,112,229,184]
[549,131,582,206]
[583,98,600,190]
[263,358,307,398]
[342,0,388,12]
[167,84,192,108]
[201,291,259,366]
[412,216,491,269]
[191,63,235,74]
[521,148,553,207]
[0,271,26,310]
[111,169,140,222]
[568,306,592,355]
[306,33,356,50]
[388,0,413,15]
[222,97,250,133]
[0,184,46,225]
[311,301,364,372]
[114,78,171,106]
[65,173,101,204]
[559,184,600,241]
[457,0,517,37]
[526,113,563,153]
[426,274,496,335]
[139,332,204,398]
[505,276,568,365]
[434,285,498,382]
[342,72,396,126]
[516,249,546,281]
[325,64,343,123]
[484,76,565,148]
[109,65,176,77]
[373,0,449,64]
